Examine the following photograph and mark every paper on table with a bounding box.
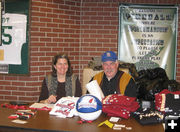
[86,80,104,101]
[12,119,27,124]
[29,103,54,109]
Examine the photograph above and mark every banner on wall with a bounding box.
[0,13,27,65]
[0,2,1,46]
[0,0,29,74]
[118,4,178,79]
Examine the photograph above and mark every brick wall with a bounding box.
[0,0,180,102]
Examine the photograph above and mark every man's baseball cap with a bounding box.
[101,51,117,62]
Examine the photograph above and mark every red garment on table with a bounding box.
[102,94,140,119]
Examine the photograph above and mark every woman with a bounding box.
[39,53,82,104]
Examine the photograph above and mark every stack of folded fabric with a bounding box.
[102,94,140,119]
[155,89,180,116]
[49,97,79,118]
[131,108,164,125]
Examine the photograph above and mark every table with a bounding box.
[0,105,164,132]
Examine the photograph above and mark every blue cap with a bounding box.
[101,51,117,62]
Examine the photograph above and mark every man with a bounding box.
[92,51,137,97]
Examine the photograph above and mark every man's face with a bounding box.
[102,60,119,80]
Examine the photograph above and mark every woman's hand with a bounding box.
[46,95,57,104]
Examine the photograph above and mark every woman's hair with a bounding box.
[52,53,72,77]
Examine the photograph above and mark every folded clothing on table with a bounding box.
[102,94,140,119]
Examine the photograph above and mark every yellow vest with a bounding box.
[93,71,132,95]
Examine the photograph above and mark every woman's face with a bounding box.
[54,58,68,76]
